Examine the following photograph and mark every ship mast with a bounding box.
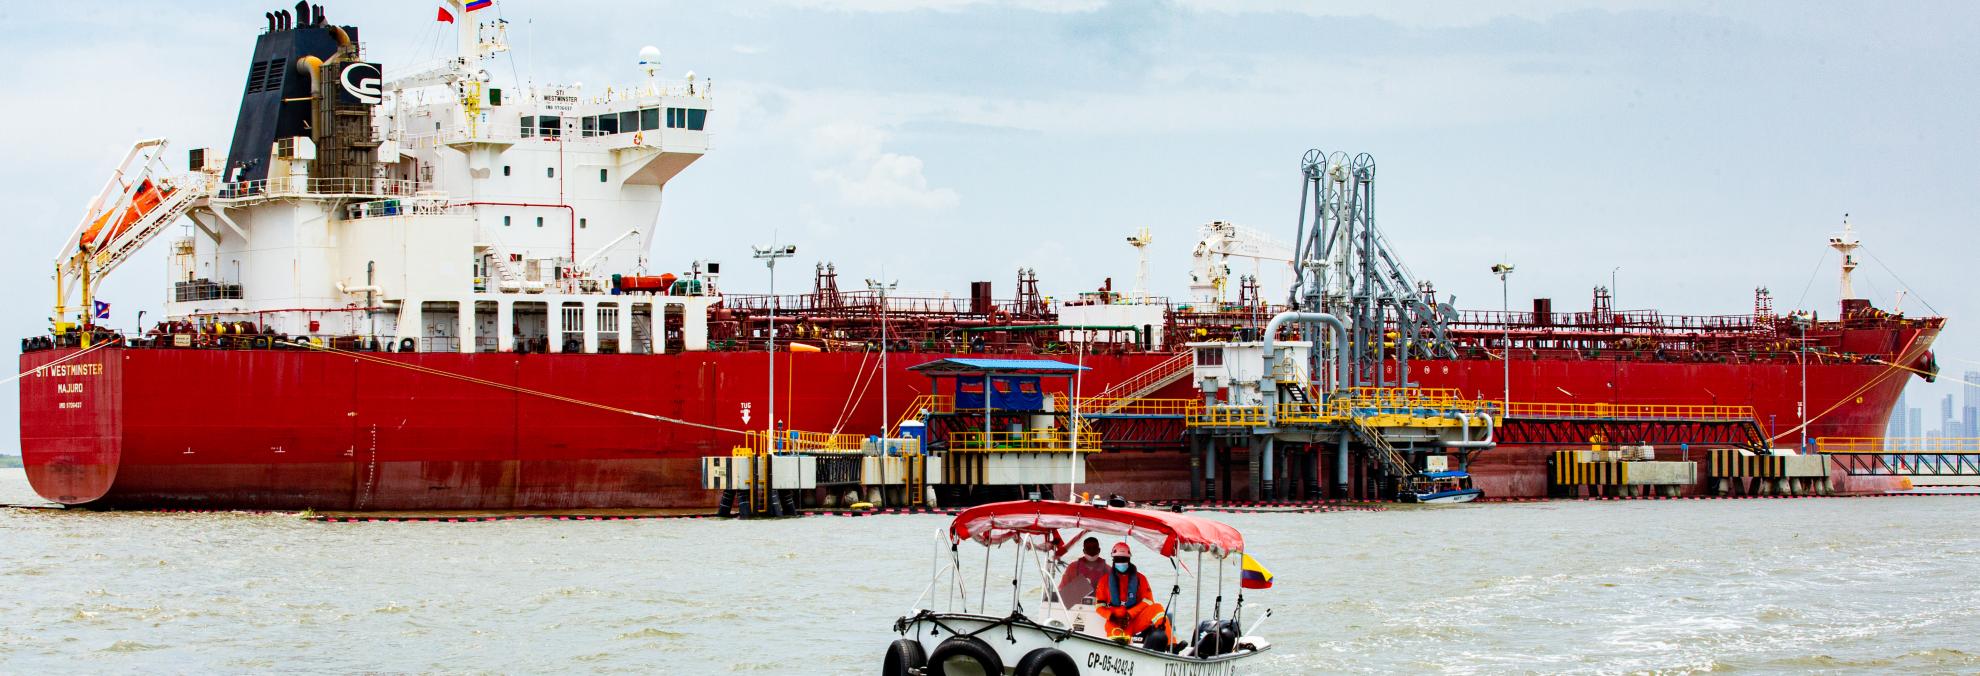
[1827,214,1861,302]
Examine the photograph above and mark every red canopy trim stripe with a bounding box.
[949,500,1243,558]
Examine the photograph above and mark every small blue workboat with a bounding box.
[1399,471,1484,504]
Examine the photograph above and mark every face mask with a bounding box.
[1114,563,1130,573]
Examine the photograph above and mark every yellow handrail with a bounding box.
[948,428,1102,453]
[1071,397,1203,416]
[741,429,867,455]
[892,394,952,433]
[1188,406,1268,427]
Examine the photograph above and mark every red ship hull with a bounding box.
[19,336,1927,509]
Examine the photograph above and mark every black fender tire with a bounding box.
[928,635,1003,676]
[883,638,927,676]
[1014,647,1080,676]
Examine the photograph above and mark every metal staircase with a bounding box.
[1347,417,1416,478]
[1092,352,1194,413]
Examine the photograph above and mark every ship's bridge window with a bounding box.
[585,114,619,136]
[581,116,597,137]
[537,115,562,138]
[666,107,707,130]
[619,111,639,134]
[639,107,660,132]
[520,116,535,138]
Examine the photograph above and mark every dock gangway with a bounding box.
[1817,437,1980,479]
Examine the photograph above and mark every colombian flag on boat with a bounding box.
[1239,553,1273,590]
[465,0,493,11]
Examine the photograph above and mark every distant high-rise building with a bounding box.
[1890,389,1909,438]
[1943,394,1957,437]
[1966,371,1980,437]
[1910,407,1923,438]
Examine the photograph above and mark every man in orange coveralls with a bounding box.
[1094,542,1173,646]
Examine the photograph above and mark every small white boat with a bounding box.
[1398,471,1484,504]
[886,500,1274,675]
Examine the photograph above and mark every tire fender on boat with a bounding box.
[1015,647,1080,676]
[882,638,925,676]
[928,635,1003,676]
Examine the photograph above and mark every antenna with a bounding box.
[639,45,661,88]
[1126,227,1152,303]
[1826,213,1861,301]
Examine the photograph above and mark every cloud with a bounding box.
[775,0,1106,12]
[746,53,1599,139]
[807,123,961,209]
[1168,0,1715,28]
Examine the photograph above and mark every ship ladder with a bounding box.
[1736,420,1770,452]
[1093,352,1194,414]
[1347,417,1415,479]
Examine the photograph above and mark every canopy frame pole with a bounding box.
[1011,538,1025,613]
[980,543,992,615]
[1194,549,1204,640]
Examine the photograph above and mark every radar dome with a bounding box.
[638,45,661,66]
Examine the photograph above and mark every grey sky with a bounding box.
[1,0,1974,451]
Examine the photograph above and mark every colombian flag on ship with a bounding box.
[1239,553,1273,590]
[465,0,493,11]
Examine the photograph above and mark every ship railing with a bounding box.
[1502,401,1756,421]
[1815,437,1980,453]
[740,430,868,455]
[214,177,423,201]
[721,293,1041,316]
[1450,309,1762,333]
[947,428,1102,453]
[346,198,469,220]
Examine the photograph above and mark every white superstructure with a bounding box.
[87,1,721,354]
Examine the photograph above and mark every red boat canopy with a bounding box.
[950,500,1244,558]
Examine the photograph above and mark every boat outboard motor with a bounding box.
[1191,619,1241,658]
[1139,623,1172,653]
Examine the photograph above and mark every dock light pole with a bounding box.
[866,277,898,436]
[1793,312,1811,452]
[754,240,797,450]
[1491,263,1515,407]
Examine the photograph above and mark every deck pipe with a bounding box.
[1261,311,1348,405]
[1443,411,1495,449]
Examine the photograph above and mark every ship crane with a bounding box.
[51,138,210,338]
[1189,220,1292,305]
